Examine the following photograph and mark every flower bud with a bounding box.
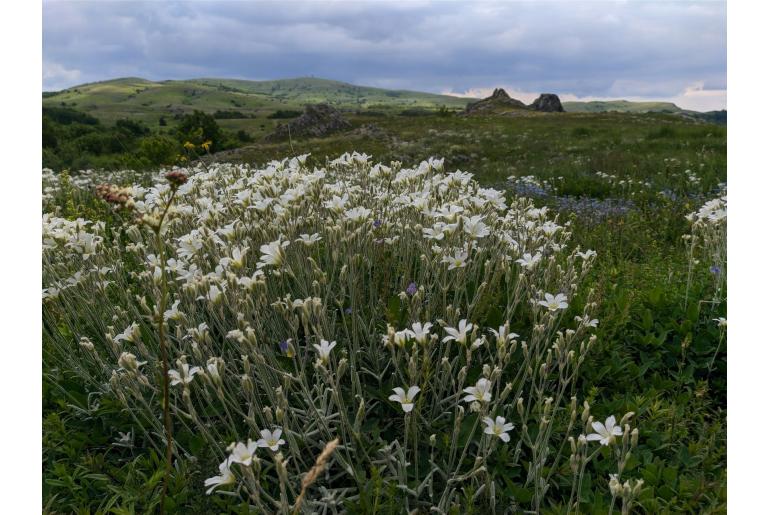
[79,336,95,351]
[581,401,590,422]
[608,474,623,497]
[118,352,141,372]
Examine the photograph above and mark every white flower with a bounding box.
[586,416,623,446]
[114,322,141,344]
[393,329,410,347]
[163,299,184,322]
[577,249,597,260]
[206,357,221,381]
[713,317,727,328]
[198,284,224,303]
[443,319,474,345]
[258,239,290,268]
[489,324,518,346]
[541,221,561,236]
[168,363,202,386]
[324,194,348,213]
[219,246,248,269]
[442,250,468,270]
[422,224,446,241]
[538,293,569,312]
[483,416,515,442]
[344,206,372,223]
[237,271,263,290]
[434,204,464,221]
[575,315,599,328]
[463,215,490,239]
[406,322,433,345]
[256,428,286,452]
[296,233,322,246]
[463,378,492,403]
[388,386,421,413]
[229,439,258,466]
[204,458,236,495]
[516,252,541,269]
[313,339,337,362]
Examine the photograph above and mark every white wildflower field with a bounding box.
[42,150,726,513]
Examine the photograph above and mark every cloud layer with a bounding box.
[43,1,726,110]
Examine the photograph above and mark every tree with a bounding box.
[42,116,58,148]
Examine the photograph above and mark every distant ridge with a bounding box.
[562,100,683,113]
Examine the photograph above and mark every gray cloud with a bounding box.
[43,0,726,110]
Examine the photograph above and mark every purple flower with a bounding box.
[344,307,353,315]
[710,265,721,275]
[373,219,382,228]
[278,339,295,357]
[406,282,418,296]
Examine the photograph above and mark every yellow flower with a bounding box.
[183,141,196,151]
[201,140,212,151]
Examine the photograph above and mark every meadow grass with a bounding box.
[42,112,726,513]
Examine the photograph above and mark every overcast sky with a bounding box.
[42,0,726,111]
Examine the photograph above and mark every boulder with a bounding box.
[530,93,564,112]
[266,104,352,141]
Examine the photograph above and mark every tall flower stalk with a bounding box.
[152,170,187,513]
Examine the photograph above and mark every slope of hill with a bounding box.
[42,77,472,124]
[563,100,726,124]
[563,100,683,113]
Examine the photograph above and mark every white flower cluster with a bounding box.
[686,194,727,225]
[686,191,727,305]
[42,153,620,511]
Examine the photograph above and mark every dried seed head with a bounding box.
[165,170,189,188]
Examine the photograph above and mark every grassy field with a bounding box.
[42,88,726,513]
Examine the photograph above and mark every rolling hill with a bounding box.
[42,77,473,125]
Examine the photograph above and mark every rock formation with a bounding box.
[266,104,352,141]
[530,93,564,112]
[464,88,528,114]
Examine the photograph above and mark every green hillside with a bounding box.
[42,77,472,125]
[563,100,683,113]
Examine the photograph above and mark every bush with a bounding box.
[177,110,223,151]
[116,119,151,138]
[213,110,250,119]
[267,110,302,119]
[42,106,99,125]
[139,135,180,166]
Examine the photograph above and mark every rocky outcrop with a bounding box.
[530,93,564,112]
[266,104,352,141]
[464,88,528,115]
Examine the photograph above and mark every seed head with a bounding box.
[165,170,189,188]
